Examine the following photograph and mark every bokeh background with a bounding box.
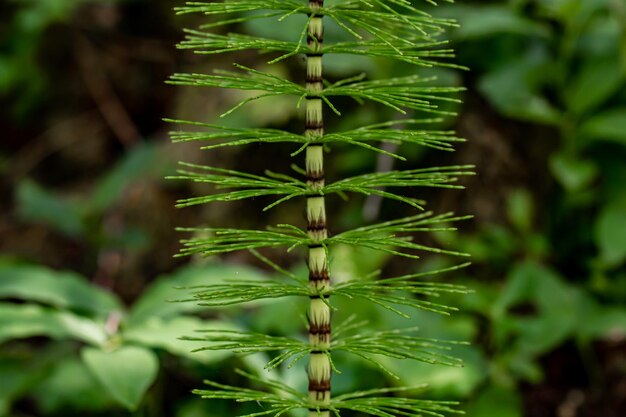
[1,0,626,416]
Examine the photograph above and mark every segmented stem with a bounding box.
[305,1,331,415]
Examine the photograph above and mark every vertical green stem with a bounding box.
[305,1,330,416]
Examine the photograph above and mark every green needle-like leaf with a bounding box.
[168,65,305,116]
[166,118,465,157]
[331,262,471,316]
[329,212,472,259]
[325,165,475,209]
[180,280,310,306]
[324,119,466,153]
[325,74,463,115]
[332,326,464,378]
[177,225,308,257]
[175,1,304,18]
[169,163,308,209]
[169,64,303,94]
[178,30,460,68]
[195,370,463,417]
[178,30,299,54]
[165,119,306,149]
[183,330,311,370]
[183,323,465,375]
[170,161,473,211]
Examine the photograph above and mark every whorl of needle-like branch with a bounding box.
[170,0,471,416]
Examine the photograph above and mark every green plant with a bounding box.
[168,1,474,416]
[0,261,264,414]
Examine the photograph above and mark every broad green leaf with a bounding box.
[492,262,549,318]
[577,15,622,57]
[466,385,522,417]
[594,203,626,266]
[124,316,239,363]
[565,57,623,115]
[493,262,583,355]
[580,108,626,146]
[438,5,549,40]
[34,357,116,413]
[478,53,561,125]
[15,180,84,237]
[577,305,626,341]
[0,303,107,346]
[0,264,122,318]
[549,152,598,191]
[82,346,158,411]
[128,264,268,325]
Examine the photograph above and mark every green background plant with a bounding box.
[1,0,625,416]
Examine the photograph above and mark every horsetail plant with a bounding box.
[167,0,474,416]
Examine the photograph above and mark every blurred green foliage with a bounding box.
[0,261,266,414]
[15,142,169,248]
[1,0,626,416]
[1,0,118,115]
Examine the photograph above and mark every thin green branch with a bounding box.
[194,370,308,417]
[330,262,471,316]
[170,160,473,211]
[173,0,470,416]
[328,212,472,260]
[195,369,462,417]
[324,75,463,115]
[325,40,462,69]
[164,119,305,149]
[180,280,310,306]
[324,119,466,153]
[176,225,308,257]
[332,327,464,376]
[325,165,475,210]
[169,163,308,209]
[175,1,303,17]
[183,330,311,370]
[322,6,456,50]
[178,29,460,68]
[166,118,465,155]
[167,64,305,116]
[331,395,462,417]
[178,212,470,262]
